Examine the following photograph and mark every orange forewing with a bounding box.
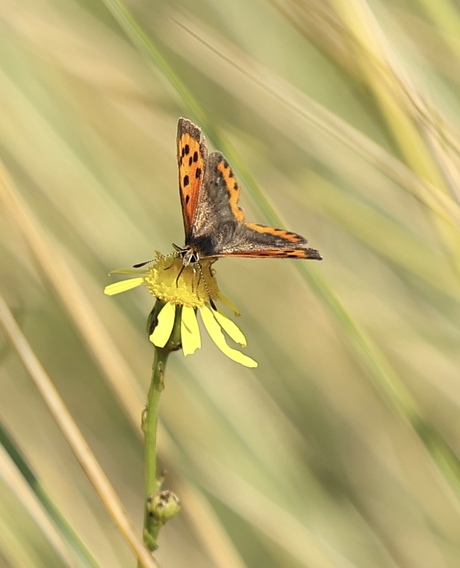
[177,119,207,235]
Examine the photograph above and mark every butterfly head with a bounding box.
[172,243,201,266]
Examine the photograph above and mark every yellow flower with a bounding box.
[104,254,257,368]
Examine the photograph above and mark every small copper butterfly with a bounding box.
[175,118,322,266]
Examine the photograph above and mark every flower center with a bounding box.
[144,255,220,308]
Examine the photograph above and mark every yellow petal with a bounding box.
[199,306,258,368]
[150,302,176,348]
[217,293,241,317]
[212,310,247,347]
[181,305,201,356]
[104,277,145,295]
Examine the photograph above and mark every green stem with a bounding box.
[142,303,182,552]
[142,346,169,550]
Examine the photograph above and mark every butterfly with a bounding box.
[175,118,322,266]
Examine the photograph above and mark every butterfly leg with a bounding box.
[194,262,217,311]
[175,263,186,285]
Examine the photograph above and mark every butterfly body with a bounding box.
[177,118,322,264]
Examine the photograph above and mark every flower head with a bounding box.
[104,254,257,368]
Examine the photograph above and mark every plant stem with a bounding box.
[142,303,182,552]
[142,345,169,550]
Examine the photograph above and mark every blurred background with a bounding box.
[1,0,460,566]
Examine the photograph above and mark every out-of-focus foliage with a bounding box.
[1,0,460,566]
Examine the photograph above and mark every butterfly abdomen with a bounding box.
[186,234,219,258]
[187,222,239,258]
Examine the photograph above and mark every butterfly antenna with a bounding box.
[196,262,217,311]
[136,252,179,271]
[133,259,153,268]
